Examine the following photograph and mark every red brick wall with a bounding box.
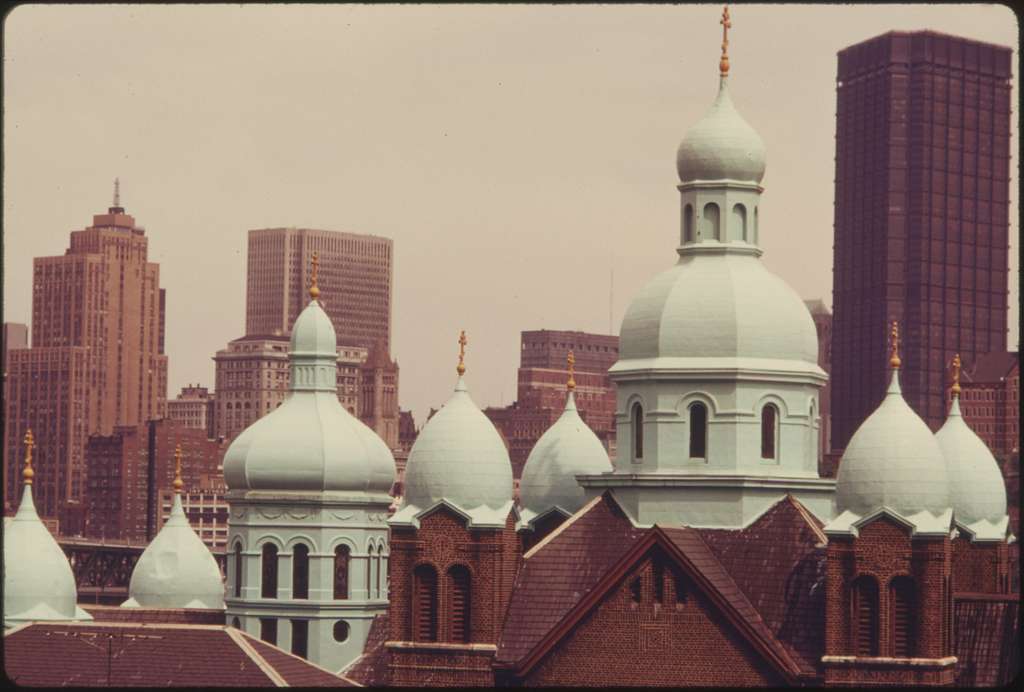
[951,538,1009,594]
[521,554,783,687]
[385,643,495,687]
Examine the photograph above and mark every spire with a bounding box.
[113,177,120,207]
[719,5,732,77]
[950,353,962,397]
[22,429,35,486]
[457,329,468,377]
[309,251,320,300]
[567,350,576,391]
[173,444,183,495]
[889,320,901,370]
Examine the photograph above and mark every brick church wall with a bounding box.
[951,538,1009,594]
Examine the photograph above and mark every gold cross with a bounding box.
[309,251,321,300]
[457,330,468,376]
[889,321,901,369]
[23,429,35,485]
[951,353,962,395]
[719,5,732,76]
[173,444,183,494]
[567,350,576,391]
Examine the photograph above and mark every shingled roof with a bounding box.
[954,595,1020,686]
[3,622,360,687]
[340,612,390,687]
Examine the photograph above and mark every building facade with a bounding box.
[166,384,216,437]
[4,189,168,520]
[359,342,400,450]
[158,480,230,553]
[956,350,1019,456]
[830,31,1013,450]
[2,322,29,374]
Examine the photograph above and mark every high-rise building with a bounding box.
[167,384,216,437]
[830,31,1012,450]
[956,350,1019,457]
[2,322,28,375]
[360,341,400,449]
[4,185,168,519]
[804,300,833,463]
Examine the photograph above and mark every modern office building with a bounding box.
[830,31,1012,450]
[2,322,29,374]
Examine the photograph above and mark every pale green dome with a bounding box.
[123,494,225,609]
[676,78,766,184]
[223,298,396,493]
[519,391,611,528]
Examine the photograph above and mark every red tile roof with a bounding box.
[954,596,1019,686]
[697,495,828,679]
[3,622,357,687]
[339,612,390,686]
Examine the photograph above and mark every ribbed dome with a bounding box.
[935,396,1008,540]
[223,299,396,493]
[676,78,766,184]
[3,485,92,626]
[831,370,951,532]
[390,376,514,528]
[618,252,818,363]
[519,391,611,527]
[123,494,225,609]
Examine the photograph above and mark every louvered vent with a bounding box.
[449,566,472,643]
[414,565,438,642]
[891,577,916,657]
[853,575,879,656]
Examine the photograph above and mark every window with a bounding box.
[703,202,721,240]
[333,620,350,643]
[376,549,383,598]
[260,618,278,645]
[653,560,665,604]
[890,577,916,657]
[683,204,695,243]
[732,203,748,241]
[630,576,642,603]
[292,544,309,600]
[367,544,375,598]
[448,565,472,643]
[334,546,350,599]
[689,403,708,458]
[761,404,779,459]
[672,568,688,604]
[233,542,243,597]
[631,403,644,461]
[261,544,278,599]
[231,617,240,629]
[852,576,879,657]
[413,565,439,642]
[291,620,309,659]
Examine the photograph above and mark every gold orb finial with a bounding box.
[457,330,468,376]
[23,429,35,486]
[719,5,732,77]
[567,350,576,391]
[889,321,901,369]
[951,353,962,396]
[309,251,320,300]
[173,444,183,494]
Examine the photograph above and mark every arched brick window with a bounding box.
[761,403,779,459]
[261,544,278,599]
[233,541,243,598]
[851,575,879,656]
[292,543,309,600]
[631,402,644,461]
[413,565,438,642]
[890,576,916,657]
[448,565,472,643]
[689,402,708,458]
[334,545,350,599]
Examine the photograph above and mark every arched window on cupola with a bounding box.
[292,543,309,600]
[761,404,779,460]
[261,544,279,599]
[683,204,695,243]
[413,565,439,642]
[754,206,759,244]
[366,544,376,598]
[851,575,879,656]
[688,402,708,459]
[890,576,917,658]
[233,541,243,598]
[334,545,350,600]
[703,202,721,240]
[631,402,644,461]
[376,545,384,598]
[448,565,472,643]
[732,203,748,242]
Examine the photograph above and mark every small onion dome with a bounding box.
[390,376,514,528]
[676,78,766,185]
[826,369,952,536]
[122,493,225,609]
[3,486,92,626]
[223,298,396,493]
[519,391,611,529]
[618,252,819,365]
[935,396,1008,541]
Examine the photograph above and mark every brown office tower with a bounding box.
[4,183,168,520]
[830,32,1012,451]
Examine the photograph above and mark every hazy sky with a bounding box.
[3,4,1019,423]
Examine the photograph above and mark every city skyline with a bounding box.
[3,4,1019,421]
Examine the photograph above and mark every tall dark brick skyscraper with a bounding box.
[830,31,1012,451]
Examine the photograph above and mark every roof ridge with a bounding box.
[251,631,364,685]
[229,628,288,686]
[523,493,605,560]
[785,494,828,544]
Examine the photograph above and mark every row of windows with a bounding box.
[630,402,784,461]
[681,202,757,244]
[413,564,471,643]
[232,543,383,601]
[851,575,917,658]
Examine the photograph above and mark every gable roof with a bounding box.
[2,622,359,687]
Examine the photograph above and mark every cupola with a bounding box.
[123,446,225,609]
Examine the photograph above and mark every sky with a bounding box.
[3,4,1019,424]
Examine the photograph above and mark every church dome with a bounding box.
[618,252,819,364]
[3,435,92,626]
[123,476,225,609]
[391,372,514,528]
[223,295,396,494]
[676,78,766,184]
[519,390,611,527]
[935,374,1008,540]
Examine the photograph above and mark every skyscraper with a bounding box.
[830,31,1012,450]
[4,183,168,520]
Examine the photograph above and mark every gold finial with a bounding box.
[719,5,732,77]
[173,444,183,494]
[309,251,320,300]
[567,350,576,391]
[457,330,467,376]
[23,429,35,486]
[951,353,962,396]
[889,321,901,369]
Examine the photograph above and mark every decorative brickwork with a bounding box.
[951,537,1009,594]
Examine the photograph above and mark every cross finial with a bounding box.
[113,177,120,208]
[23,429,35,486]
[719,5,732,77]
[889,321,901,369]
[457,330,468,376]
[309,251,320,300]
[567,350,576,391]
[173,444,183,494]
[951,353,962,396]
